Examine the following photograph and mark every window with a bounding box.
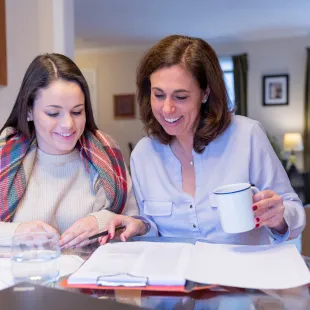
[219,57,234,109]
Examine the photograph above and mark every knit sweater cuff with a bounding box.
[89,210,116,231]
[0,222,21,246]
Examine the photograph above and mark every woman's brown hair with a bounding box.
[0,53,97,137]
[136,35,232,153]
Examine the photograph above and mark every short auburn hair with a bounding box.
[136,35,233,153]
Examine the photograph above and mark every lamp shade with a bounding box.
[283,133,304,152]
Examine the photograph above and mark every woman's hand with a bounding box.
[15,221,59,236]
[252,190,287,234]
[99,214,148,245]
[59,216,99,249]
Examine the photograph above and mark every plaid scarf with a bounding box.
[0,127,127,222]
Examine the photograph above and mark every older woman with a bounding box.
[101,35,305,245]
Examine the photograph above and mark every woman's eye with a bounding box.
[47,113,59,117]
[72,111,82,115]
[154,94,165,99]
[175,96,187,101]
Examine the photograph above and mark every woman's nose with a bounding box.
[61,114,74,129]
[162,99,175,115]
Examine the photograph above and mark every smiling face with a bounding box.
[150,64,207,140]
[29,79,86,155]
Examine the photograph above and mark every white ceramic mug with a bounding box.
[213,183,259,234]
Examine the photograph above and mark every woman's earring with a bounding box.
[202,98,207,104]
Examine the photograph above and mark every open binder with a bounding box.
[63,241,310,292]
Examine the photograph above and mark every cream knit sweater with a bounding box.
[0,148,138,245]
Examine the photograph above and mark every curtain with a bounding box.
[232,54,248,116]
[304,48,310,171]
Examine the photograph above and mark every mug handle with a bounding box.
[251,186,260,195]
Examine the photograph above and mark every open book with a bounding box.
[67,241,310,290]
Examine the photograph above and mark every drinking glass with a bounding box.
[11,232,60,285]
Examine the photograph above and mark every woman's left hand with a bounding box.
[252,190,287,234]
[59,216,99,249]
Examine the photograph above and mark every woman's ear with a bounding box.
[27,110,33,122]
[202,87,210,104]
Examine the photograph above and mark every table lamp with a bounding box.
[283,132,304,173]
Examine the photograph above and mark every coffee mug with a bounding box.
[213,183,259,233]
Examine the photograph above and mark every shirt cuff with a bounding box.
[266,222,290,244]
[0,222,21,246]
[88,210,116,231]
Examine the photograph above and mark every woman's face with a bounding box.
[150,64,207,139]
[29,79,86,155]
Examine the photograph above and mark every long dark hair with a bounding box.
[136,35,232,153]
[0,53,97,137]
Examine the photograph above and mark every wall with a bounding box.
[213,35,310,170]
[0,0,39,127]
[75,49,147,165]
[76,35,310,169]
[0,0,74,128]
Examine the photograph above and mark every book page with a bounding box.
[131,242,192,286]
[185,242,310,290]
[68,242,192,286]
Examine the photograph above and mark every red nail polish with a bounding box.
[252,205,258,211]
[255,223,260,228]
[256,217,260,223]
[108,233,111,239]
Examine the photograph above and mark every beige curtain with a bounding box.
[232,54,248,116]
[304,48,310,171]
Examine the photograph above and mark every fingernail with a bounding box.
[252,205,258,211]
[108,233,111,239]
[255,223,260,228]
[256,217,260,223]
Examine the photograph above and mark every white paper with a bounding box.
[68,242,192,286]
[0,255,84,290]
[185,242,310,290]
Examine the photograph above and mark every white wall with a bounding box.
[0,0,39,127]
[75,49,147,165]
[213,35,310,170]
[0,0,74,128]
[75,35,310,169]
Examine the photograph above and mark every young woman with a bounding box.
[0,54,148,248]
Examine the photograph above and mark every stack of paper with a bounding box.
[68,242,310,290]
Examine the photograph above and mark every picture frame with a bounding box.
[262,74,289,106]
[0,0,7,86]
[114,94,135,119]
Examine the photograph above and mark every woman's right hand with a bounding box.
[99,214,148,245]
[15,221,59,236]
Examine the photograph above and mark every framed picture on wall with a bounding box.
[262,74,289,106]
[0,0,7,86]
[114,94,135,119]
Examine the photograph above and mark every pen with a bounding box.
[88,225,126,240]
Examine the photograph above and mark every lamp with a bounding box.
[283,133,303,174]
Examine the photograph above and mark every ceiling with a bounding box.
[74,0,310,49]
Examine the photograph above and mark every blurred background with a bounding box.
[0,0,310,210]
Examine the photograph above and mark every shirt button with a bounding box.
[190,205,193,209]
[193,224,196,228]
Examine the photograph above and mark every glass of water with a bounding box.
[11,232,60,285]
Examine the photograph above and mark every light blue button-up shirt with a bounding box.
[131,116,305,245]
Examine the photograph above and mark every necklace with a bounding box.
[171,142,194,166]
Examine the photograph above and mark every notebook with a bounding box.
[0,282,146,310]
[67,241,310,290]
